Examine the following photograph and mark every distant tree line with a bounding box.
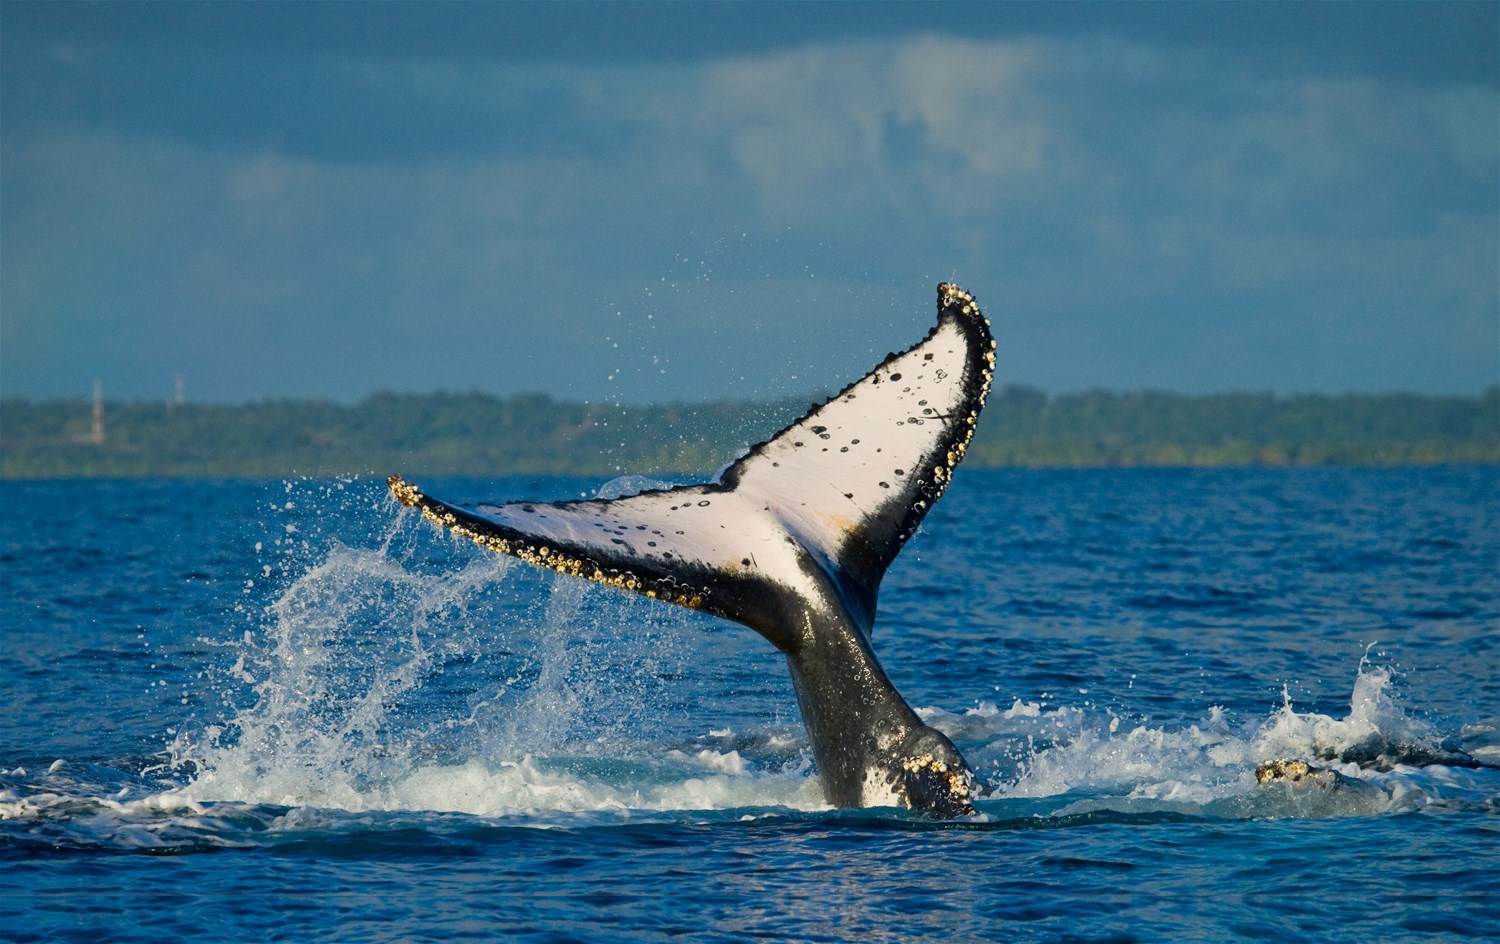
[1,386,1495,480]
[965,386,1499,468]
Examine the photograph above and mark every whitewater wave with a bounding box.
[921,656,1494,821]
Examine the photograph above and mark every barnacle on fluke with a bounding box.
[389,474,705,608]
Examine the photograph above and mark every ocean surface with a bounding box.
[2,467,1497,942]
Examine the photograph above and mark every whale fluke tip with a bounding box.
[937,280,974,306]
[388,474,422,508]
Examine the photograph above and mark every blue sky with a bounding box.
[2,2,1496,405]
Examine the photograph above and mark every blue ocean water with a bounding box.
[2,467,1497,942]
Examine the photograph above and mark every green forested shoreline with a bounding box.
[2,386,1495,480]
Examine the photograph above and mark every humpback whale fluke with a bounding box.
[390,283,995,816]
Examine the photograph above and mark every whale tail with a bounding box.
[390,283,995,814]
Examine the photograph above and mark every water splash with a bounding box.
[171,541,510,810]
[937,656,1489,820]
[162,479,814,818]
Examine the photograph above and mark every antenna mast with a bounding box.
[91,379,105,444]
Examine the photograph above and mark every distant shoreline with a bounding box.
[2,386,1495,480]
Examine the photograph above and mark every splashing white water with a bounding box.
[922,657,1476,820]
[165,486,820,817]
[172,543,504,809]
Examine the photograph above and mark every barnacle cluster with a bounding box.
[1255,758,1315,784]
[902,752,972,804]
[387,474,704,609]
[924,283,995,503]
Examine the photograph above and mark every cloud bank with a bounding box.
[2,15,1495,403]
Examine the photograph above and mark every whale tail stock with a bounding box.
[389,283,995,816]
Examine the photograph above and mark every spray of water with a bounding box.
[172,542,505,809]
[165,479,818,817]
[927,651,1475,820]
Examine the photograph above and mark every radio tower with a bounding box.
[91,379,105,444]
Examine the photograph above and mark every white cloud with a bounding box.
[656,36,1063,225]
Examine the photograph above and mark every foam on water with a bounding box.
[925,652,1494,821]
[11,644,1481,849]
